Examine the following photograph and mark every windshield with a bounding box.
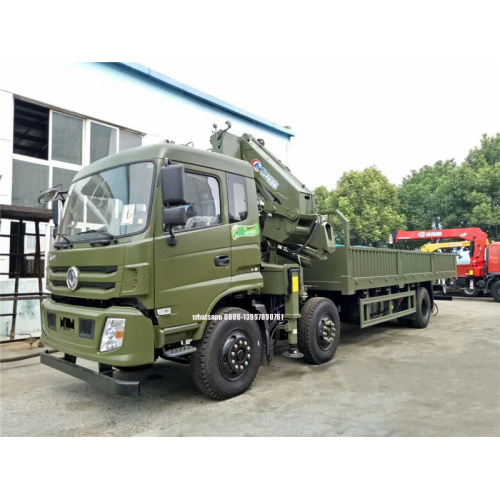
[57,161,156,243]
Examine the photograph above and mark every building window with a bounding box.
[120,130,142,152]
[13,100,49,160]
[227,173,248,223]
[12,98,143,208]
[12,160,49,208]
[90,122,117,162]
[51,112,83,165]
[53,167,76,193]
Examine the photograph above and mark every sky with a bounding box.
[5,2,498,192]
[145,61,500,191]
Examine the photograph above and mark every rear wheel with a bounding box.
[298,297,341,365]
[490,281,500,303]
[190,307,262,400]
[462,288,480,297]
[410,287,431,328]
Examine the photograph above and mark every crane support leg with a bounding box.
[283,268,303,358]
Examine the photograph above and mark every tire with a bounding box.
[462,288,480,297]
[298,297,341,365]
[490,281,500,303]
[190,307,262,400]
[410,287,431,328]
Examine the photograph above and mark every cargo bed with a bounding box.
[304,245,457,295]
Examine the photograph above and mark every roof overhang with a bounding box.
[111,62,295,139]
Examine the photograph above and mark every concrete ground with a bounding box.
[1,297,499,437]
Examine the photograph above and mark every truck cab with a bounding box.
[41,143,264,395]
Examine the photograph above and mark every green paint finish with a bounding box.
[231,223,259,240]
[39,135,458,396]
[303,245,457,295]
[41,299,155,367]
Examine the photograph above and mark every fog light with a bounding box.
[100,318,126,352]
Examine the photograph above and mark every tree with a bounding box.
[399,160,456,230]
[462,134,500,239]
[328,167,406,247]
[314,185,334,213]
[399,134,500,239]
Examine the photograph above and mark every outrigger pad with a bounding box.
[282,346,304,359]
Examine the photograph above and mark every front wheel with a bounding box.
[298,297,341,365]
[190,307,262,400]
[490,281,500,303]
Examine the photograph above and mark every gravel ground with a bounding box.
[1,297,499,437]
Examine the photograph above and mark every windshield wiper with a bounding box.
[54,233,73,249]
[77,229,118,247]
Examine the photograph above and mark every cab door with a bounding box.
[226,173,262,280]
[154,165,231,330]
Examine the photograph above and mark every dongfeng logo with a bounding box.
[66,267,80,290]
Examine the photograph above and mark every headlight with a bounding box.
[100,318,126,352]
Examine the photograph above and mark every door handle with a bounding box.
[214,254,230,267]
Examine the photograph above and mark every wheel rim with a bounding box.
[317,314,337,351]
[219,328,253,381]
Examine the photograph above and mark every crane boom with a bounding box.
[420,241,471,252]
[392,227,489,277]
[211,128,335,260]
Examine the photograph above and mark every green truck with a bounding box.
[39,124,457,399]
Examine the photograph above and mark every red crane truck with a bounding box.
[392,228,500,302]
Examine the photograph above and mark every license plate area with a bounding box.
[60,317,75,331]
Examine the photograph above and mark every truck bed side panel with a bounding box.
[303,247,457,295]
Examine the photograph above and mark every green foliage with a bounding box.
[315,167,405,247]
[313,134,500,247]
[314,185,334,213]
[400,134,500,239]
[399,160,456,230]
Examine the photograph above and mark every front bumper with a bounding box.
[41,351,140,396]
[41,299,155,367]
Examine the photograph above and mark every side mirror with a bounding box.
[163,206,187,226]
[163,206,187,247]
[38,187,60,205]
[38,185,67,239]
[161,164,186,246]
[161,164,186,206]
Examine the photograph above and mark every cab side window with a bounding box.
[171,172,221,232]
[227,174,248,223]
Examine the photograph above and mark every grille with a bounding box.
[79,319,95,339]
[47,312,56,330]
[52,266,118,273]
[51,281,115,290]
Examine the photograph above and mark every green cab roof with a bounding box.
[72,143,254,183]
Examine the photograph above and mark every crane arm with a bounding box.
[392,228,488,264]
[211,128,335,259]
[420,241,471,252]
